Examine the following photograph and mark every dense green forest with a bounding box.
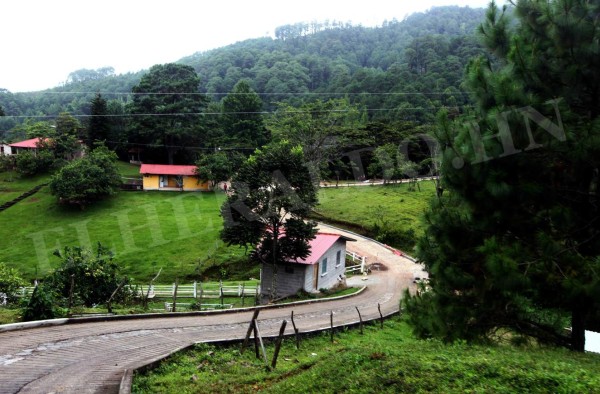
[0,6,485,138]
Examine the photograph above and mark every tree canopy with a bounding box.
[220,141,317,300]
[49,146,122,208]
[127,63,208,164]
[405,0,600,352]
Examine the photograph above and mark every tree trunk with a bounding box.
[571,304,587,352]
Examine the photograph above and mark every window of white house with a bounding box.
[336,250,341,267]
[321,258,328,275]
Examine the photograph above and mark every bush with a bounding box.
[0,262,26,305]
[0,154,15,172]
[14,150,55,176]
[49,145,122,208]
[46,243,129,307]
[22,285,56,321]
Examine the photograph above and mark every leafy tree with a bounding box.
[87,93,110,148]
[195,150,244,187]
[220,141,318,300]
[128,63,208,164]
[54,112,83,160]
[0,263,26,304]
[405,0,600,351]
[221,80,269,148]
[14,149,54,175]
[22,285,55,321]
[49,146,122,208]
[268,98,367,180]
[46,243,128,307]
[0,104,4,116]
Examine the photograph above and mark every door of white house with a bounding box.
[159,176,165,188]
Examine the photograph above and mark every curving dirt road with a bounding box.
[0,224,423,393]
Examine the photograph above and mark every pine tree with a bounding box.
[87,93,110,148]
[405,0,600,351]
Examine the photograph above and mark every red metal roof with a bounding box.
[139,164,197,176]
[9,137,48,148]
[293,232,355,265]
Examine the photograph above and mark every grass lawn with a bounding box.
[116,160,144,178]
[315,181,436,252]
[132,315,600,393]
[0,185,252,283]
[0,171,52,205]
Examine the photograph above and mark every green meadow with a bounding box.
[1,165,436,284]
[133,316,600,393]
[315,180,436,252]
[0,174,249,283]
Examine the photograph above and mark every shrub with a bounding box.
[0,262,26,304]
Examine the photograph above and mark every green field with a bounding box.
[315,181,436,252]
[0,166,435,284]
[0,179,250,283]
[0,171,52,205]
[133,315,600,393]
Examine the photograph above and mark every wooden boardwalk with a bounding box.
[0,224,421,393]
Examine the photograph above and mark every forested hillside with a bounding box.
[0,6,485,134]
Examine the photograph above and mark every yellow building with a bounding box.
[139,164,210,191]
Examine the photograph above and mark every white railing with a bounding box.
[131,281,259,299]
[345,251,366,274]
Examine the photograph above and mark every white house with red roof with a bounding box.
[260,232,356,300]
[7,137,48,156]
[139,164,210,191]
[0,143,11,156]
[5,137,85,159]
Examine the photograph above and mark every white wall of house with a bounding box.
[308,239,347,292]
[0,145,12,155]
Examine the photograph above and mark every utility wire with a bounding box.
[1,105,474,119]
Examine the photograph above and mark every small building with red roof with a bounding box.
[260,232,356,300]
[7,137,85,159]
[139,164,210,191]
[8,137,49,156]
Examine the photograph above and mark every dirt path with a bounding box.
[0,225,423,393]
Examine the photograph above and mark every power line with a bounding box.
[1,105,474,119]
[2,91,471,96]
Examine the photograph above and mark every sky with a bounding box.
[1,0,494,93]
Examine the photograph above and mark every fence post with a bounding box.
[199,282,203,311]
[219,280,223,306]
[271,320,287,369]
[242,309,260,353]
[241,283,246,307]
[291,310,300,349]
[330,311,334,343]
[253,319,270,370]
[193,281,197,299]
[355,306,363,335]
[361,256,366,274]
[172,278,179,313]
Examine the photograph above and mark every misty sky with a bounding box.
[1,0,496,92]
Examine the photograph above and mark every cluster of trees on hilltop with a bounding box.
[0,6,485,135]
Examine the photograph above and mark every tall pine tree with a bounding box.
[87,93,110,148]
[405,0,600,351]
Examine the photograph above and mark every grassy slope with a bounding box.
[0,171,52,204]
[315,181,435,250]
[0,175,249,283]
[133,316,600,393]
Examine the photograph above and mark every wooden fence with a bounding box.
[131,281,259,299]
